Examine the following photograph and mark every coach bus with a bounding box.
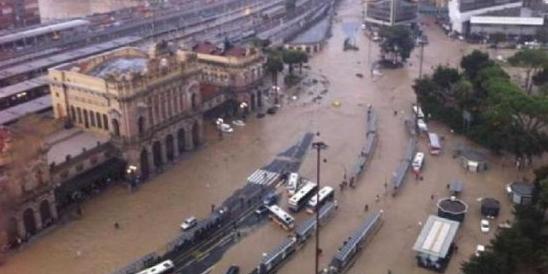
[288,181,317,212]
[306,186,335,214]
[268,205,295,230]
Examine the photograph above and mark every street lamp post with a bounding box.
[312,140,328,274]
[272,85,281,104]
[126,165,138,191]
[216,117,224,139]
[240,102,248,120]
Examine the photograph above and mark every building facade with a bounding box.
[49,44,204,180]
[447,0,523,33]
[0,0,40,29]
[0,119,58,250]
[191,42,266,113]
[365,0,418,26]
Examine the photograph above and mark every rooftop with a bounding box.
[437,197,468,214]
[192,41,251,57]
[89,57,148,78]
[413,215,460,258]
[510,182,534,196]
[289,17,330,45]
[45,128,110,166]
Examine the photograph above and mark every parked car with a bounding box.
[480,219,490,233]
[226,265,240,274]
[417,119,428,132]
[232,120,245,127]
[180,216,197,231]
[266,106,278,115]
[219,123,234,133]
[475,245,485,257]
[255,205,269,216]
[498,221,512,229]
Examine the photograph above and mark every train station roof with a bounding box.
[413,215,460,259]
[0,95,52,125]
[0,20,90,45]
[0,76,48,99]
[0,36,141,82]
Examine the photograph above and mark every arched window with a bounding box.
[70,106,76,121]
[103,114,109,130]
[76,107,82,123]
[96,112,102,128]
[112,119,120,137]
[138,116,145,136]
[191,93,197,111]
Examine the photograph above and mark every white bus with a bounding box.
[288,181,318,212]
[428,133,441,155]
[268,205,295,230]
[287,172,300,195]
[136,260,175,274]
[306,186,335,214]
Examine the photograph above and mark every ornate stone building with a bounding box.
[191,42,266,112]
[0,118,58,250]
[48,43,204,180]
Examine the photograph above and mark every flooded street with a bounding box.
[1,0,544,274]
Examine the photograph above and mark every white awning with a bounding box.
[470,16,544,26]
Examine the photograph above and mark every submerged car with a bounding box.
[480,219,490,233]
[219,123,234,133]
[181,216,197,231]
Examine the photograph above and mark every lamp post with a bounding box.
[272,85,281,104]
[240,102,248,120]
[312,139,328,274]
[216,117,224,139]
[126,165,138,191]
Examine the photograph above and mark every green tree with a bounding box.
[538,178,548,215]
[282,49,302,75]
[379,25,416,64]
[432,65,460,91]
[508,49,548,94]
[461,50,493,81]
[265,51,284,85]
[536,26,548,44]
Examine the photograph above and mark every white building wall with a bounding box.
[448,0,523,33]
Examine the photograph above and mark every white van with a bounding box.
[412,104,425,119]
[287,173,300,195]
[417,119,428,133]
[412,152,425,174]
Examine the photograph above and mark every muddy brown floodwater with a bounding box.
[1,0,546,273]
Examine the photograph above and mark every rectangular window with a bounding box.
[77,107,82,123]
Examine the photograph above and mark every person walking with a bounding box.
[375,194,380,202]
[364,204,369,211]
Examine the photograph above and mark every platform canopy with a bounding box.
[413,215,460,259]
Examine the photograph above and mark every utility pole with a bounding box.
[312,139,328,274]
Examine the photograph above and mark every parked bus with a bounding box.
[136,260,175,274]
[428,133,441,155]
[306,186,335,214]
[288,181,317,212]
[268,205,295,230]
